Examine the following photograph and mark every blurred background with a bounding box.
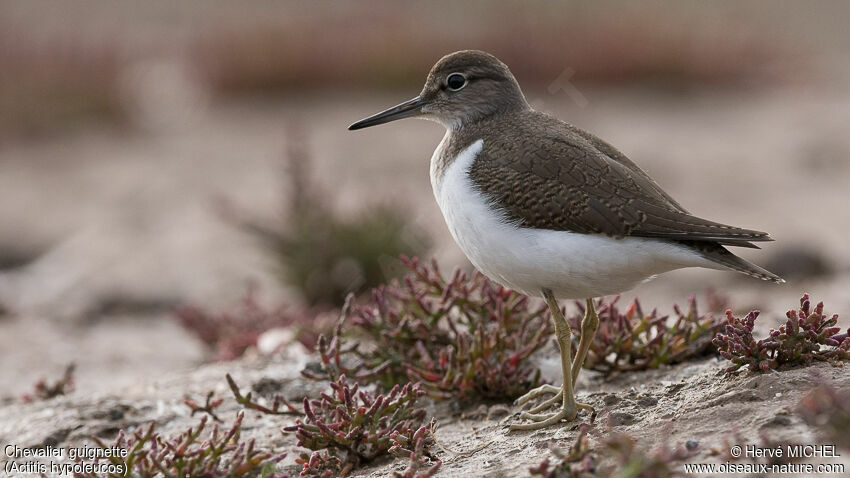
[1,0,848,397]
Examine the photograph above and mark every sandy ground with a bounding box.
[1,338,849,477]
[1,83,849,476]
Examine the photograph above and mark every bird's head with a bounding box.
[349,50,529,131]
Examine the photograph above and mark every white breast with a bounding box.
[429,138,718,299]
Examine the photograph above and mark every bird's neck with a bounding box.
[429,121,487,193]
[430,107,530,192]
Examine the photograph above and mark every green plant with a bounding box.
[303,256,553,400]
[234,126,429,307]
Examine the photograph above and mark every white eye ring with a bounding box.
[446,73,467,91]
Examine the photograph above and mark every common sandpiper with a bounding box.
[349,50,783,431]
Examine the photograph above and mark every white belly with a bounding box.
[430,138,718,299]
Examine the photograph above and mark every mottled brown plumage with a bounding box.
[465,110,769,244]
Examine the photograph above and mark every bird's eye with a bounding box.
[446,73,467,91]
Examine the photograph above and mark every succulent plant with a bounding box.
[226,374,300,416]
[184,391,225,423]
[295,449,345,477]
[74,412,286,478]
[389,419,441,478]
[175,288,327,361]
[22,363,75,403]
[302,256,552,400]
[283,375,432,472]
[712,293,849,372]
[568,295,724,374]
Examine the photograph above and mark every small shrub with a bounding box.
[268,204,429,308]
[175,288,326,361]
[302,256,553,400]
[568,295,724,374]
[283,375,431,472]
[389,419,441,478]
[296,449,345,477]
[232,126,429,307]
[74,412,286,478]
[22,363,75,402]
[387,418,437,460]
[712,294,849,373]
[288,419,441,478]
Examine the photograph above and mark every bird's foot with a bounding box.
[526,391,563,414]
[514,383,567,414]
[513,384,561,406]
[509,401,593,431]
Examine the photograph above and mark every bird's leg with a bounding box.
[513,291,563,409]
[571,298,600,386]
[518,297,601,414]
[510,289,593,431]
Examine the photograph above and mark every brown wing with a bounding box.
[565,123,688,214]
[468,114,772,246]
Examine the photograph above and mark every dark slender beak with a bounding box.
[348,96,427,130]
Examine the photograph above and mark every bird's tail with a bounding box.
[684,241,785,284]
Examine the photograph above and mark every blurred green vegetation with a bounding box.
[235,126,430,307]
[273,204,428,307]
